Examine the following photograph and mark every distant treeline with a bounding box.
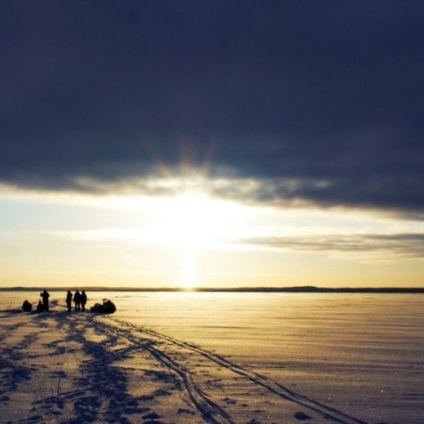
[1,286,424,293]
[194,286,424,294]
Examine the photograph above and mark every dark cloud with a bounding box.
[1,1,424,214]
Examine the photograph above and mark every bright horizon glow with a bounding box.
[181,248,196,289]
[149,190,224,289]
[0,182,423,289]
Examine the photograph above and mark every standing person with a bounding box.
[66,290,73,312]
[74,290,81,312]
[41,290,50,312]
[81,290,87,312]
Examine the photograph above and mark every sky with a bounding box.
[1,1,423,289]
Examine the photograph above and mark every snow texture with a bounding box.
[0,292,423,423]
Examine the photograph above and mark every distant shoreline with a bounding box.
[1,286,424,293]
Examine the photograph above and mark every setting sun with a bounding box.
[157,192,216,249]
[153,191,232,289]
[1,3,423,422]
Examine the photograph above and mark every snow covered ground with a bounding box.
[0,291,423,423]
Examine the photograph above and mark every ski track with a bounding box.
[0,309,372,424]
[97,315,369,424]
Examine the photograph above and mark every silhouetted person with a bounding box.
[22,300,32,312]
[74,290,81,312]
[81,291,87,312]
[36,300,44,313]
[41,290,50,312]
[66,290,73,312]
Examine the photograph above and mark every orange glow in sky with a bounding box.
[0,180,423,289]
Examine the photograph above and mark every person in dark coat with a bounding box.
[22,300,32,312]
[74,290,81,312]
[66,290,73,312]
[81,291,87,312]
[41,290,50,312]
[36,300,44,313]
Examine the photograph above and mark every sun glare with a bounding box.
[100,185,250,289]
[154,192,218,249]
[181,248,196,289]
[148,191,223,289]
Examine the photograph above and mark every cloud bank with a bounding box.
[1,1,423,215]
[245,233,424,260]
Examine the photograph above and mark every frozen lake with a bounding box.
[113,291,424,424]
[1,291,423,423]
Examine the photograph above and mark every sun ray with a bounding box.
[181,248,196,289]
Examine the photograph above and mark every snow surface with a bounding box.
[0,291,423,424]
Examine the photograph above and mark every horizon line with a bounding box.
[1,285,424,293]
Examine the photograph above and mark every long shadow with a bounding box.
[0,331,38,398]
[45,312,148,424]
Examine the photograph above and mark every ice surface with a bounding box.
[0,291,423,423]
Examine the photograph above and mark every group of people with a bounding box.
[22,292,50,313]
[22,289,88,313]
[66,290,88,312]
[22,290,117,314]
